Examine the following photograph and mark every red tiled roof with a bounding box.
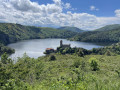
[46,48,54,50]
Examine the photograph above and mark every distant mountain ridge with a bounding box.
[58,26,84,33]
[94,24,120,31]
[71,24,120,43]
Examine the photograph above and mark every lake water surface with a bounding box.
[8,39,104,59]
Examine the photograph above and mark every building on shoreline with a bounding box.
[60,40,70,48]
[45,48,55,54]
[44,40,71,54]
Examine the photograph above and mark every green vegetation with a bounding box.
[95,24,120,31]
[58,26,84,33]
[1,23,120,89]
[55,42,120,56]
[89,57,99,71]
[0,23,77,55]
[49,55,56,61]
[0,23,77,45]
[71,24,120,43]
[1,53,120,90]
[0,43,15,56]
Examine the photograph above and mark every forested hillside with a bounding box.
[0,23,77,55]
[58,26,84,33]
[0,23,77,45]
[95,24,120,31]
[71,24,120,43]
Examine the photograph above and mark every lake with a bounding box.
[8,38,104,59]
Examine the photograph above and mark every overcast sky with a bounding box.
[0,0,120,30]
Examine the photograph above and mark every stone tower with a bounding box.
[60,40,63,47]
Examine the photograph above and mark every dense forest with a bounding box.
[58,26,84,33]
[71,24,120,43]
[0,23,77,45]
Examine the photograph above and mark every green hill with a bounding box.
[71,24,120,43]
[95,24,120,31]
[0,23,77,45]
[58,26,84,33]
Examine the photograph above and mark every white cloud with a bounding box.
[0,0,120,30]
[64,3,71,9]
[90,6,99,11]
[115,9,120,17]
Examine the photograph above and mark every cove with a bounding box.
[8,38,104,59]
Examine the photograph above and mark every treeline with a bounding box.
[0,44,15,56]
[71,24,120,43]
[56,42,120,56]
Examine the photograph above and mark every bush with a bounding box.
[105,50,111,56]
[49,55,56,61]
[89,57,99,71]
[73,60,81,68]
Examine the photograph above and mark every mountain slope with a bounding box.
[71,24,120,43]
[0,23,77,45]
[58,26,84,33]
[95,24,120,31]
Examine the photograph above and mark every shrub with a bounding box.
[49,55,56,61]
[105,50,111,56]
[89,57,99,71]
[1,52,12,64]
[73,60,81,68]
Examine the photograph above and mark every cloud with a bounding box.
[0,0,120,30]
[115,9,120,17]
[90,6,99,11]
[64,3,71,9]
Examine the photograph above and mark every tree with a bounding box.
[89,57,99,71]
[49,55,56,61]
[105,50,111,56]
[78,51,84,57]
[1,52,10,64]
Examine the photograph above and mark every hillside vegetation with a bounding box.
[0,23,77,55]
[95,24,120,31]
[0,23,77,45]
[58,26,84,33]
[1,23,120,90]
[71,24,120,43]
[1,53,120,90]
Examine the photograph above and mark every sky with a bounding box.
[0,0,120,30]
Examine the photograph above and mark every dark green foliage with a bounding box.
[89,58,99,71]
[0,43,15,56]
[0,23,77,56]
[58,26,84,33]
[105,50,111,56]
[49,55,56,61]
[77,50,84,57]
[71,24,120,43]
[56,42,120,56]
[57,47,89,56]
[95,24,120,31]
[73,60,81,68]
[89,42,120,55]
[0,23,77,45]
[1,53,9,64]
